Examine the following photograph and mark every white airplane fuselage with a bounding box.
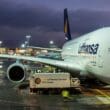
[62,27,110,84]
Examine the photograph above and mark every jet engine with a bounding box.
[7,63,26,83]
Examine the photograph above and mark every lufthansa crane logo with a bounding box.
[78,43,99,55]
[35,78,41,84]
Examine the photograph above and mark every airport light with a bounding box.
[49,40,54,45]
[49,40,57,48]
[0,41,2,47]
[21,43,25,48]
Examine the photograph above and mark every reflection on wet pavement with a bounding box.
[0,76,110,109]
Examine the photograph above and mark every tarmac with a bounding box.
[0,60,110,110]
[0,77,110,110]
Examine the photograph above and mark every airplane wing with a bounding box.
[27,46,62,52]
[0,54,83,72]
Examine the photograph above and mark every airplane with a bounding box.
[0,8,110,85]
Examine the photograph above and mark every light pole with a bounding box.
[24,41,28,47]
[25,35,31,47]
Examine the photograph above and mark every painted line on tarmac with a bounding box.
[94,89,110,104]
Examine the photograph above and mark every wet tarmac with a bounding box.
[0,60,110,110]
[0,77,110,110]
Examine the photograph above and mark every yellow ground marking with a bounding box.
[94,89,110,104]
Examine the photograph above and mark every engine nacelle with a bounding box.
[7,63,26,83]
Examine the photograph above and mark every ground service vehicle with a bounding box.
[29,73,80,94]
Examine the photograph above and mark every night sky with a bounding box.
[0,0,110,48]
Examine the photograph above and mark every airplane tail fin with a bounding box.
[64,8,72,41]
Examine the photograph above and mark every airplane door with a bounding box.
[97,50,103,68]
